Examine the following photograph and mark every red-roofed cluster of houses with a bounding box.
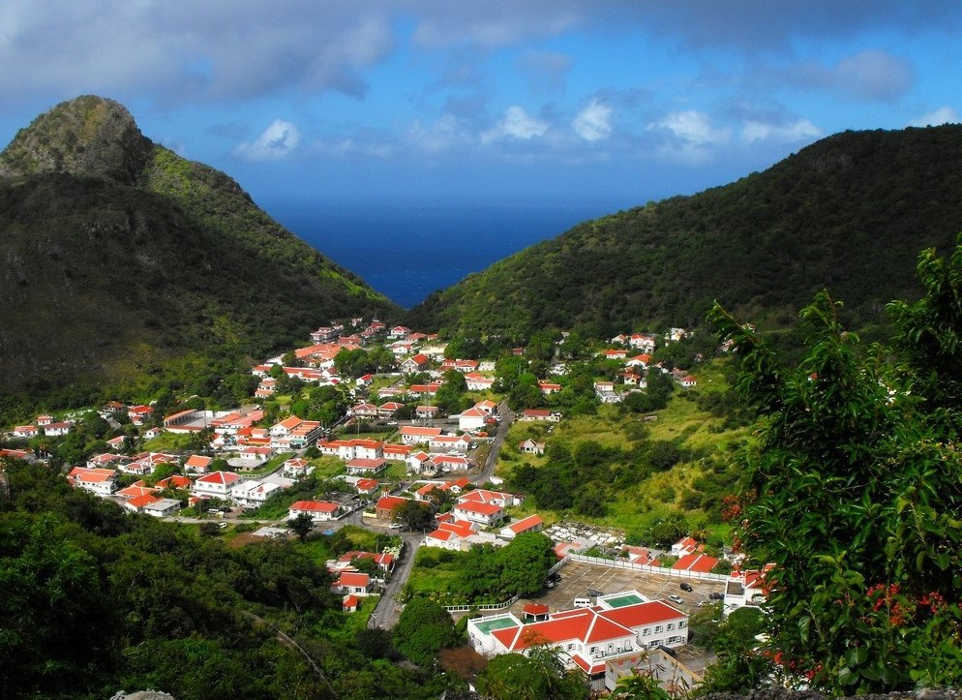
[469,589,687,691]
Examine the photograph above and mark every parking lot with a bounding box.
[508,560,726,618]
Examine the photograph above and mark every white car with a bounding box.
[668,594,684,604]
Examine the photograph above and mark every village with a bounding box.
[0,316,767,694]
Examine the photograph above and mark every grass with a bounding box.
[236,452,295,478]
[496,358,750,541]
[309,456,346,479]
[142,432,196,451]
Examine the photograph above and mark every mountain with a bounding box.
[0,96,397,403]
[408,126,962,339]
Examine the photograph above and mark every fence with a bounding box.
[444,593,520,613]
[565,553,730,582]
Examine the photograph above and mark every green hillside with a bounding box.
[408,125,962,338]
[0,96,397,409]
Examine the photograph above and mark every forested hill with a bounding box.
[0,96,397,400]
[408,125,962,338]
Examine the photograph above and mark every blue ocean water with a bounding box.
[272,202,616,308]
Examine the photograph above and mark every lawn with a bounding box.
[309,456,346,479]
[142,432,196,451]
[403,547,466,602]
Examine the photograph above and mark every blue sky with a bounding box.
[2,1,961,218]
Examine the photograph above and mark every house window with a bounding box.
[678,621,686,629]
[655,625,663,633]
[642,628,650,636]
[667,623,674,630]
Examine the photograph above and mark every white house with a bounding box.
[67,467,117,497]
[499,514,544,539]
[518,439,545,456]
[467,592,688,688]
[42,421,73,436]
[344,458,387,476]
[143,498,182,517]
[231,480,284,508]
[520,409,562,423]
[429,434,471,453]
[289,500,342,522]
[400,426,443,445]
[332,571,374,596]
[452,500,505,526]
[192,471,241,499]
[282,457,313,479]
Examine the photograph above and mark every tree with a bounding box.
[287,512,314,541]
[497,533,555,597]
[393,597,459,666]
[392,500,433,531]
[610,669,670,700]
[707,240,962,693]
[476,648,588,700]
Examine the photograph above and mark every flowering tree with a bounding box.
[708,239,962,692]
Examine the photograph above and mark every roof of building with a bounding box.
[291,500,339,513]
[196,471,241,485]
[509,514,543,533]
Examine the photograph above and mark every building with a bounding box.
[192,471,241,499]
[231,480,284,508]
[332,571,373,596]
[375,495,410,520]
[468,592,688,689]
[520,409,562,422]
[518,439,545,456]
[452,500,505,526]
[345,458,387,476]
[144,498,182,517]
[288,500,342,522]
[499,514,544,539]
[399,426,443,445]
[67,467,118,496]
[458,407,488,432]
[429,434,472,453]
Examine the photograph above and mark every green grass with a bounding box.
[497,359,750,540]
[142,432,195,451]
[235,452,295,478]
[309,456,346,479]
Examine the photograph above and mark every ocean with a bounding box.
[272,201,617,308]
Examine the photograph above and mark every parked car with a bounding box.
[709,592,724,600]
[668,594,684,604]
[680,582,693,592]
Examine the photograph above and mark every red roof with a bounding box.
[343,595,360,609]
[185,454,213,468]
[455,501,502,516]
[355,478,379,491]
[291,500,339,513]
[509,514,543,533]
[346,458,386,471]
[197,471,240,485]
[336,571,370,587]
[68,467,116,483]
[128,493,161,508]
[155,475,192,489]
[376,495,409,512]
[522,603,549,615]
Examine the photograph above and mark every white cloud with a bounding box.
[572,99,612,142]
[645,110,731,164]
[647,110,729,145]
[741,118,821,143]
[481,106,548,144]
[409,113,474,153]
[909,106,960,127]
[233,119,301,160]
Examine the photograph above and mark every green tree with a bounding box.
[476,648,588,700]
[287,512,314,541]
[707,240,962,692]
[497,533,555,597]
[393,500,433,531]
[393,597,459,666]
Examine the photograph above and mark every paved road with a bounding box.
[474,401,514,485]
[368,531,422,629]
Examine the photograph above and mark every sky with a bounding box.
[2,2,962,302]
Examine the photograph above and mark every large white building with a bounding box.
[468,591,687,689]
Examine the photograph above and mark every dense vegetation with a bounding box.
[0,460,458,699]
[706,238,962,692]
[409,125,962,339]
[0,96,397,421]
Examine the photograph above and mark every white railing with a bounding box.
[444,593,520,613]
[565,553,729,582]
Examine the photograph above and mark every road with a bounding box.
[368,531,422,629]
[474,401,513,485]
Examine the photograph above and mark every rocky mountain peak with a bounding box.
[0,95,152,185]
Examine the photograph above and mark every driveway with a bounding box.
[474,401,513,484]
